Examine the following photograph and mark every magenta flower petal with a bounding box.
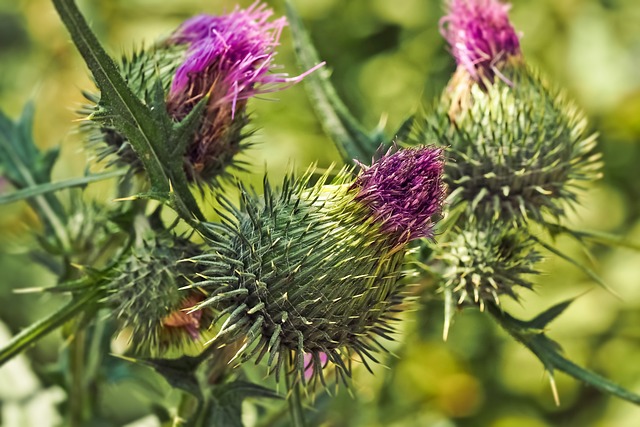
[303,352,328,381]
[168,1,322,115]
[440,0,521,81]
[352,146,447,242]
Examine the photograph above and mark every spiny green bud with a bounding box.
[105,233,212,356]
[183,147,445,387]
[436,220,541,310]
[415,67,602,225]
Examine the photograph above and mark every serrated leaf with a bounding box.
[0,170,126,205]
[285,0,383,165]
[532,235,619,297]
[133,354,204,401]
[51,0,205,223]
[205,381,282,427]
[488,303,640,405]
[51,0,169,193]
[528,297,576,330]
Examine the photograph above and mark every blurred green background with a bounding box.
[1,0,639,426]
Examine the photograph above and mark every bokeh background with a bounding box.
[1,0,640,426]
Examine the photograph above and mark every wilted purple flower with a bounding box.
[165,1,322,183]
[352,146,446,242]
[440,0,520,82]
[162,293,206,341]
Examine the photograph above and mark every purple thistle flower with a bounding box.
[165,1,322,184]
[352,146,447,242]
[168,1,321,116]
[440,0,521,82]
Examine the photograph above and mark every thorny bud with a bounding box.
[183,146,445,388]
[437,220,541,310]
[414,0,602,225]
[106,233,212,356]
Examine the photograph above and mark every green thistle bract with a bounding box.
[416,67,602,225]
[438,220,541,308]
[105,233,210,356]
[185,147,445,387]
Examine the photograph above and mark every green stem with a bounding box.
[0,288,102,367]
[69,326,87,427]
[173,391,200,427]
[285,357,307,427]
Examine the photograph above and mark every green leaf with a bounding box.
[528,297,576,330]
[285,0,383,165]
[51,0,170,193]
[0,102,70,250]
[488,303,640,405]
[132,354,204,401]
[51,0,206,223]
[547,223,640,252]
[206,381,282,427]
[0,287,102,367]
[0,170,126,205]
[532,235,619,297]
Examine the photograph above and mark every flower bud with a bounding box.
[106,233,212,356]
[437,221,541,309]
[184,146,445,386]
[418,1,602,226]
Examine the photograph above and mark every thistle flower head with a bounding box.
[352,146,447,242]
[440,0,521,81]
[184,148,444,388]
[417,70,602,225]
[168,2,313,113]
[439,221,541,309]
[82,2,320,186]
[164,2,321,184]
[106,234,212,356]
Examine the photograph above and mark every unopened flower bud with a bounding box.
[418,1,601,226]
[438,221,541,309]
[106,234,211,356]
[184,146,445,386]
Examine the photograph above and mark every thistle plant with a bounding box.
[438,220,541,309]
[0,0,639,426]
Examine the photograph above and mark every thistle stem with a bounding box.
[69,327,87,427]
[0,288,102,367]
[285,357,307,427]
